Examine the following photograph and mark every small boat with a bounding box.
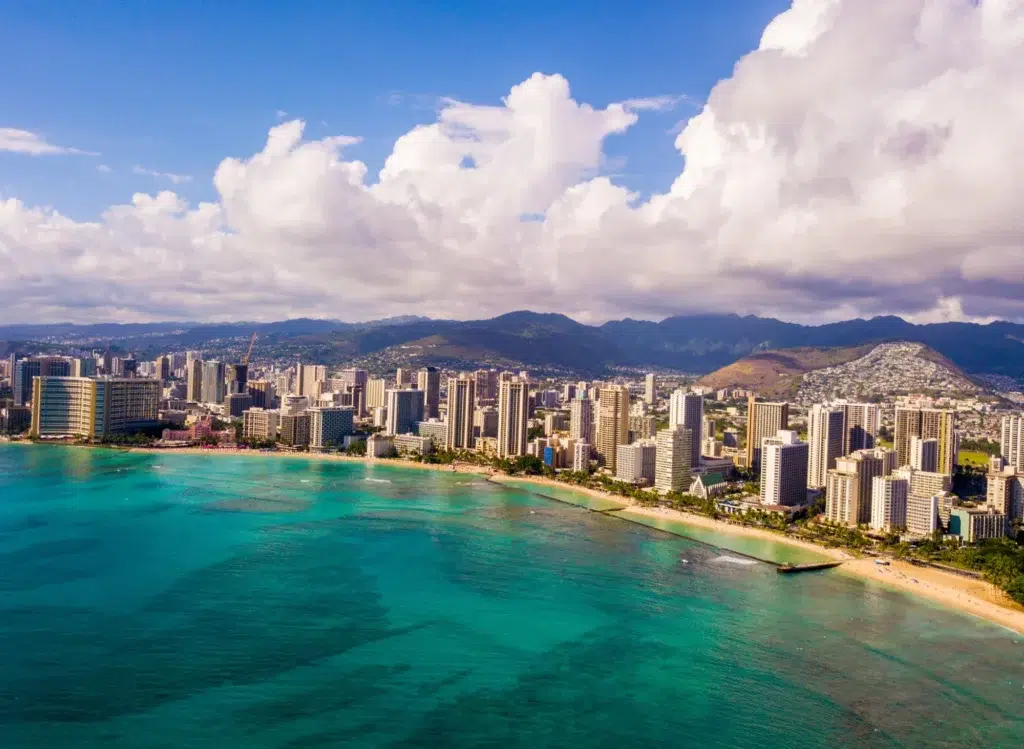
[875,559,890,566]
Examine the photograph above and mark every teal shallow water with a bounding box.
[1,445,1022,748]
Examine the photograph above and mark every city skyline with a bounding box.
[3,1,1023,326]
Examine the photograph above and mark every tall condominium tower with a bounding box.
[445,376,476,450]
[654,426,693,493]
[596,385,630,471]
[871,475,909,532]
[1000,414,1024,471]
[201,361,226,405]
[894,407,957,475]
[910,436,939,473]
[366,378,387,410]
[644,373,656,405]
[569,394,594,443]
[807,404,846,489]
[417,367,441,420]
[186,358,203,402]
[385,388,425,436]
[759,430,808,507]
[746,397,790,473]
[669,390,704,467]
[826,450,888,526]
[496,379,529,458]
[14,357,71,406]
[842,403,880,452]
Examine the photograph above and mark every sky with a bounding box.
[2,0,1023,325]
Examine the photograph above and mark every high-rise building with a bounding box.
[572,441,591,472]
[297,364,327,399]
[71,357,97,378]
[474,406,499,438]
[895,407,957,475]
[746,398,790,473]
[870,475,909,532]
[445,376,476,450]
[543,411,567,436]
[562,383,577,404]
[339,368,368,391]
[668,390,703,468]
[1000,414,1024,471]
[186,358,203,402]
[366,378,387,409]
[826,450,887,526]
[655,427,693,493]
[474,369,499,404]
[759,430,808,507]
[569,394,594,443]
[201,361,226,404]
[628,413,656,441]
[154,356,171,383]
[807,404,846,489]
[247,380,275,409]
[279,413,311,447]
[418,367,441,419]
[385,388,425,436]
[226,364,248,395]
[910,436,939,472]
[596,385,630,471]
[644,373,656,405]
[842,403,880,452]
[30,376,159,439]
[702,416,716,445]
[225,392,252,418]
[309,406,355,450]
[14,357,71,406]
[395,368,414,388]
[616,440,657,485]
[986,465,1024,520]
[497,379,529,458]
[242,408,279,441]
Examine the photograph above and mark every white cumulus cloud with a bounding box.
[0,128,96,156]
[2,0,1024,325]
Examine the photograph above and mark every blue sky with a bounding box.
[0,0,788,219]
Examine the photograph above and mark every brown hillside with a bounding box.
[697,345,875,398]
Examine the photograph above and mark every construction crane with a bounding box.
[242,332,257,366]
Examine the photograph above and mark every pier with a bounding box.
[776,562,843,574]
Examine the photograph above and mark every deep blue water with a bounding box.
[1,445,1022,748]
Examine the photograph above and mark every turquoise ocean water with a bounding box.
[1,445,1022,748]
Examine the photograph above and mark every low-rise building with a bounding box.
[394,433,433,455]
[690,472,728,500]
[948,507,1008,543]
[416,418,448,446]
[367,433,394,458]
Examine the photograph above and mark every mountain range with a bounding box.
[2,312,1024,378]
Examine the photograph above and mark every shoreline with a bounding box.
[488,474,1024,635]
[6,441,1023,635]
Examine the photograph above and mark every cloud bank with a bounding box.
[2,0,1024,324]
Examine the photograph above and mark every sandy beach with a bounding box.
[840,558,1024,634]
[122,445,496,476]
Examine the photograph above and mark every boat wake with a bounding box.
[364,478,393,484]
[712,555,758,567]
